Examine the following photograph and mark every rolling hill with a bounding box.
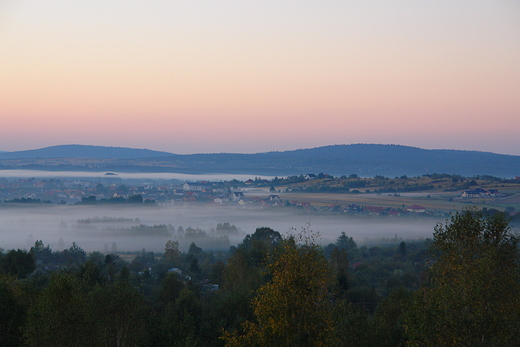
[0,145,170,159]
[0,144,519,177]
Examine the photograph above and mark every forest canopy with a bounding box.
[0,210,519,346]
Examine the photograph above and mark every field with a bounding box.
[273,176,520,213]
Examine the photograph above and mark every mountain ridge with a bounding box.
[0,144,519,177]
[0,144,172,159]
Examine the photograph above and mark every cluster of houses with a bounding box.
[11,176,516,217]
[460,188,501,198]
[181,182,310,209]
[213,193,283,207]
[1,177,436,216]
[182,180,432,215]
[0,177,178,204]
[332,204,428,216]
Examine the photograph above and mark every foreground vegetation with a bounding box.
[0,210,519,346]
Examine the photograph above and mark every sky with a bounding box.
[1,1,519,155]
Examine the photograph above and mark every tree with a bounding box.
[405,210,520,346]
[222,228,282,294]
[164,240,180,263]
[0,249,35,278]
[330,299,381,347]
[0,275,26,347]
[372,287,412,347]
[188,242,203,255]
[398,241,407,256]
[162,288,202,346]
[330,247,349,296]
[224,229,332,347]
[336,232,357,252]
[239,227,282,267]
[159,273,185,307]
[222,248,263,294]
[188,255,200,274]
[67,242,86,264]
[79,195,97,204]
[89,278,147,347]
[127,194,143,204]
[24,273,98,346]
[80,261,103,288]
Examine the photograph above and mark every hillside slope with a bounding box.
[0,144,519,177]
[157,144,520,177]
[0,145,172,159]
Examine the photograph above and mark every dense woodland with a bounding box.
[1,209,519,346]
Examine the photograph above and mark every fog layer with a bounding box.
[0,204,442,253]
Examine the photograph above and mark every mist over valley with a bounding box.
[2,3,519,344]
[1,150,519,253]
[0,204,440,253]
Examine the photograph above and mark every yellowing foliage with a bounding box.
[224,228,332,347]
[405,209,520,346]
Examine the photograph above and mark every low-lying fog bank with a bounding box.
[0,204,443,253]
[0,169,274,181]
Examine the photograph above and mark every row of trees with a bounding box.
[0,209,519,346]
[223,210,520,346]
[75,194,155,205]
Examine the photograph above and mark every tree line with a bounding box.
[1,209,519,346]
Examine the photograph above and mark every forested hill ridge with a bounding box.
[1,144,520,177]
[0,144,170,159]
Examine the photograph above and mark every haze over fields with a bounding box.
[0,204,439,253]
[1,1,519,253]
[2,4,520,344]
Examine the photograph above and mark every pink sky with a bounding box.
[1,1,519,155]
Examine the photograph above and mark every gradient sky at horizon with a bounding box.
[1,1,519,155]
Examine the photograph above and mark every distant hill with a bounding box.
[1,144,519,177]
[0,145,172,159]
[160,144,520,177]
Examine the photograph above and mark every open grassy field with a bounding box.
[274,176,520,213]
[278,192,500,213]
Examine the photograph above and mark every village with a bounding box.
[1,173,519,219]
